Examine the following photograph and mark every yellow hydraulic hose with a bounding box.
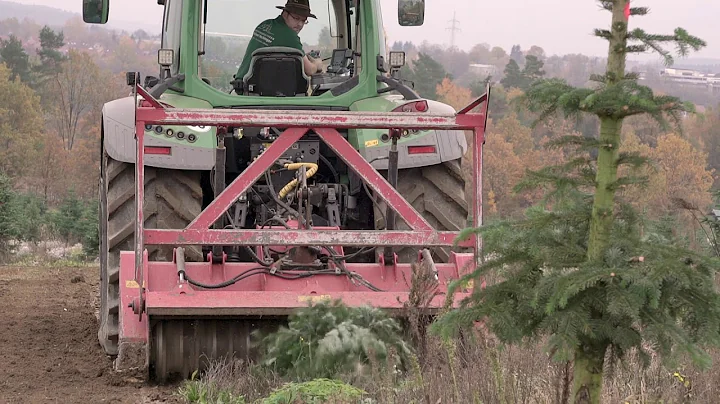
[277,162,319,199]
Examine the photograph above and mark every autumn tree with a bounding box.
[433,2,720,404]
[526,45,546,60]
[0,63,43,179]
[482,132,525,218]
[684,108,720,188]
[468,43,492,64]
[619,132,713,243]
[45,50,101,151]
[435,78,472,111]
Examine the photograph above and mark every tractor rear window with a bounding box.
[199,0,348,93]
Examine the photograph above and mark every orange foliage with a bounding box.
[482,132,526,218]
[619,132,714,226]
[436,78,472,111]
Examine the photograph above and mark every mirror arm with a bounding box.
[149,74,186,98]
[376,75,420,100]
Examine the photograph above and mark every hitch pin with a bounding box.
[176,247,187,283]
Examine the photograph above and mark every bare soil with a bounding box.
[0,265,182,404]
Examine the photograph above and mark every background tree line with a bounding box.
[0,22,127,261]
[0,14,718,263]
[391,39,719,251]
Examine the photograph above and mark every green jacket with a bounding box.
[235,15,305,80]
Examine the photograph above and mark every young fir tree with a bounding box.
[433,1,720,403]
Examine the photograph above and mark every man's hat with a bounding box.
[277,0,317,19]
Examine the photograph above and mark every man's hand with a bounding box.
[303,54,324,76]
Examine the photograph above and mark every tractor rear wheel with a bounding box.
[97,151,204,356]
[374,159,470,264]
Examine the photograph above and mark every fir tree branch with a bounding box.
[629,7,649,16]
[544,135,605,152]
[608,175,649,192]
[616,152,650,170]
[626,28,707,66]
[589,73,607,83]
[524,78,595,126]
[594,29,613,40]
[673,28,707,57]
[597,1,613,12]
[625,45,647,53]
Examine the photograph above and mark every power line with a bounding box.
[446,11,461,49]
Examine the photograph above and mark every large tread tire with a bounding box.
[98,151,203,356]
[374,159,469,264]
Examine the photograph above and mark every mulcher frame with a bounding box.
[118,83,489,350]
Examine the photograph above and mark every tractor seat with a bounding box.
[241,47,310,97]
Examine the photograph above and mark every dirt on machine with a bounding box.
[83,0,489,382]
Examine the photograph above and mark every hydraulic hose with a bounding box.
[277,162,319,198]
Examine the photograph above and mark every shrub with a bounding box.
[259,300,412,380]
[260,379,367,404]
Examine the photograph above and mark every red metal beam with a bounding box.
[144,228,474,247]
[134,121,146,303]
[316,128,432,231]
[135,84,164,109]
[186,127,308,230]
[145,291,469,316]
[135,107,487,130]
[185,126,433,232]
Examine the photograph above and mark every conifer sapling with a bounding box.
[433,2,720,403]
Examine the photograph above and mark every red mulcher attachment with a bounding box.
[117,84,488,381]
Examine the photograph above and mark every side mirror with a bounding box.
[398,0,425,26]
[83,0,109,24]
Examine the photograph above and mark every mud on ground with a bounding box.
[0,265,182,404]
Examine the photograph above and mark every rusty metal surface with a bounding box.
[316,128,432,230]
[117,248,475,340]
[144,228,474,246]
[119,251,148,342]
[136,107,485,130]
[186,128,308,230]
[134,120,146,319]
[145,291,468,316]
[127,83,488,319]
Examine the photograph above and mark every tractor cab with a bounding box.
[82,0,425,103]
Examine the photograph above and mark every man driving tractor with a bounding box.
[235,0,325,82]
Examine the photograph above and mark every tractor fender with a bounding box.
[362,98,469,170]
[101,96,216,170]
[425,98,469,158]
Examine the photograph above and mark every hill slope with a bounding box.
[0,0,158,33]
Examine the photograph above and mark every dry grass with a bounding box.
[180,329,720,403]
[177,254,720,404]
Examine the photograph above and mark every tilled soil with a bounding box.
[0,265,182,404]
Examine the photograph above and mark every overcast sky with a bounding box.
[8,0,720,60]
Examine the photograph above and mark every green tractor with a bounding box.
[83,0,476,379]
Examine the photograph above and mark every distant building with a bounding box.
[659,67,720,87]
[468,63,497,78]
